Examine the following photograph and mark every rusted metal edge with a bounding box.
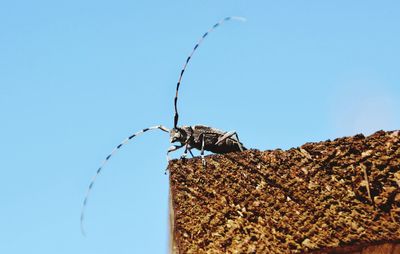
[169,173,179,254]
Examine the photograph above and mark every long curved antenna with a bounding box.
[80,125,170,236]
[173,16,246,128]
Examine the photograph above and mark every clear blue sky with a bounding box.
[1,1,399,253]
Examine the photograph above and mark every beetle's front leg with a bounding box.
[165,144,184,174]
[167,144,185,161]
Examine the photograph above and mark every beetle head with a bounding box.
[170,128,187,144]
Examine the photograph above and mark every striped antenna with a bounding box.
[173,16,246,128]
[80,125,170,236]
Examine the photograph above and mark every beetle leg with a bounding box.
[201,134,206,167]
[216,131,245,152]
[188,149,195,158]
[165,144,185,174]
[167,144,185,160]
[234,133,245,152]
[216,131,236,145]
[180,143,192,159]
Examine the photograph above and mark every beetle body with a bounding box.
[170,125,246,154]
[81,16,247,235]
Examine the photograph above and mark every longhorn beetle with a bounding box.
[81,16,247,235]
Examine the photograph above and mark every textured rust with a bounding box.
[169,130,400,253]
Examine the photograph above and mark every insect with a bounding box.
[81,16,247,235]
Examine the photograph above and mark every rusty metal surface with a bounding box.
[169,130,400,253]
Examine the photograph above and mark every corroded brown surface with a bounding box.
[169,130,400,254]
